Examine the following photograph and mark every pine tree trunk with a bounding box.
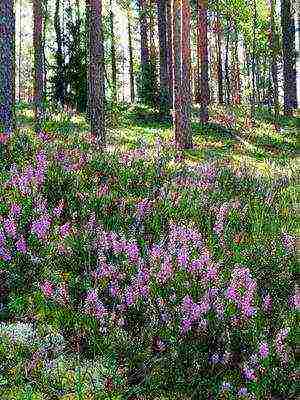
[139,0,149,71]
[172,0,181,142]
[19,0,22,103]
[224,18,230,105]
[216,16,223,105]
[157,0,170,115]
[54,0,65,106]
[127,10,135,103]
[197,0,209,122]
[281,0,297,115]
[232,22,241,104]
[251,0,257,117]
[88,0,106,143]
[180,0,192,148]
[0,0,15,135]
[110,0,117,102]
[33,0,45,135]
[269,0,280,117]
[166,0,173,107]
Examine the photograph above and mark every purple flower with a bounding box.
[282,232,296,254]
[180,318,192,334]
[15,235,27,253]
[40,280,54,297]
[31,215,51,239]
[59,223,70,238]
[258,342,269,358]
[0,229,5,246]
[53,199,64,218]
[243,367,256,381]
[177,247,189,267]
[126,242,140,262]
[9,203,22,219]
[0,247,11,261]
[3,218,17,238]
[238,387,248,396]
[86,289,98,303]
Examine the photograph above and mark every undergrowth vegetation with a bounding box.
[0,104,298,400]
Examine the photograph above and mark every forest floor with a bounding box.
[0,102,298,400]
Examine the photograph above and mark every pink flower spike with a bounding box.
[15,235,27,254]
[40,280,54,297]
[258,342,269,358]
[59,223,70,239]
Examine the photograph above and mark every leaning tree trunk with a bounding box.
[197,0,209,122]
[54,0,65,106]
[180,0,192,148]
[172,0,181,142]
[33,0,45,135]
[0,0,15,135]
[157,0,170,115]
[88,0,106,143]
[166,0,173,107]
[127,9,135,103]
[110,0,117,102]
[281,0,297,115]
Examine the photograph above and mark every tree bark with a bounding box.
[110,0,117,102]
[180,0,192,148]
[269,0,280,117]
[166,0,173,107]
[251,0,257,117]
[216,15,223,105]
[54,0,65,105]
[0,0,15,135]
[127,9,135,103]
[232,21,241,104]
[19,0,22,102]
[172,0,181,142]
[224,18,230,105]
[281,0,297,115]
[88,0,106,143]
[33,0,45,134]
[157,0,170,115]
[197,0,209,122]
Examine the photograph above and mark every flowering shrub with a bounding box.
[0,122,297,399]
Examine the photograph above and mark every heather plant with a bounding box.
[0,107,297,399]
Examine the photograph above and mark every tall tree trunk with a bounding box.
[139,0,150,71]
[127,9,135,103]
[269,0,280,117]
[0,0,15,135]
[251,0,257,117]
[110,0,117,102]
[172,0,181,142]
[180,0,192,147]
[19,0,22,103]
[224,18,230,105]
[166,0,173,107]
[197,0,209,122]
[33,0,45,134]
[85,1,90,117]
[216,15,223,105]
[88,0,106,142]
[54,0,65,105]
[157,0,169,115]
[281,0,297,115]
[232,21,241,104]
